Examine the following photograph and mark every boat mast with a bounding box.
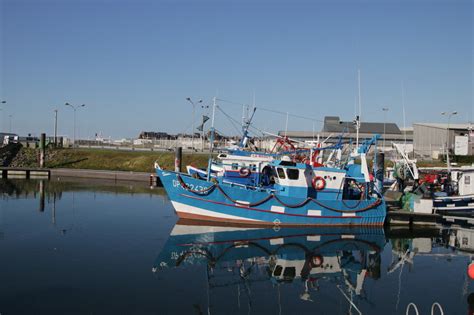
[402,81,407,152]
[207,97,217,181]
[356,69,361,149]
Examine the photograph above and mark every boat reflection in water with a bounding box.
[153,220,385,313]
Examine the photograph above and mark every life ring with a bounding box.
[312,176,326,190]
[239,167,251,177]
[311,255,324,267]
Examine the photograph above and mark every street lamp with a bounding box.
[65,102,85,148]
[382,107,389,150]
[0,101,6,132]
[8,115,12,133]
[186,97,202,151]
[441,111,458,171]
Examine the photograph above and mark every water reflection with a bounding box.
[154,221,474,314]
[0,178,168,238]
[154,220,385,313]
[0,178,166,198]
[1,178,474,314]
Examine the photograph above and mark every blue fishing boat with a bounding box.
[156,157,386,226]
[157,98,386,226]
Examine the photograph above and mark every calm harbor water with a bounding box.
[0,178,473,314]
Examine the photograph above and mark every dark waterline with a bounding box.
[0,179,472,314]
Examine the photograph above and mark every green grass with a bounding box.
[12,147,473,172]
[12,148,211,173]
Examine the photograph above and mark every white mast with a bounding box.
[402,81,407,149]
[356,69,362,148]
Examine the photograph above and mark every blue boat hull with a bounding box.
[157,169,386,226]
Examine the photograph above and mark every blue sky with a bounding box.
[1,0,472,139]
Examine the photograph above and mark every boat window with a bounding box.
[231,163,239,170]
[286,168,299,180]
[273,265,283,276]
[283,267,296,279]
[466,176,471,185]
[276,167,286,179]
[250,164,257,171]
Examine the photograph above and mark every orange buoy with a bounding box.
[468,262,474,280]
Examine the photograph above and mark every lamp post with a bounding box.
[8,115,12,133]
[382,107,389,150]
[186,97,202,151]
[0,100,6,132]
[65,102,85,148]
[441,111,457,171]
[54,109,58,147]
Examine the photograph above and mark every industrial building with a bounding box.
[413,123,474,158]
[278,116,413,151]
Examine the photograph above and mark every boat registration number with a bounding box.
[172,179,207,192]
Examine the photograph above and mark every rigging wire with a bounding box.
[215,105,245,136]
[216,97,324,123]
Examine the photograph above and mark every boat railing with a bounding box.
[212,160,262,170]
[221,179,277,193]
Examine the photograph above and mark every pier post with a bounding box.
[40,133,46,168]
[175,147,182,172]
[39,180,45,212]
[375,152,385,194]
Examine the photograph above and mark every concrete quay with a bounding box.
[50,168,160,184]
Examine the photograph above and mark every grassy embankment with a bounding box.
[10,147,473,172]
[10,148,210,173]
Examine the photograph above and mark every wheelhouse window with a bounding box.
[276,167,286,179]
[286,168,299,180]
[231,163,239,170]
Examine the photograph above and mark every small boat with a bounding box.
[388,143,474,215]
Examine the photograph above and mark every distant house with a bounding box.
[138,131,173,140]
